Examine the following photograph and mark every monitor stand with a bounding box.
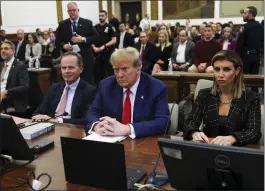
[206,168,242,190]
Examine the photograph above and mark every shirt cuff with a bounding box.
[128,124,136,139]
[88,122,99,134]
[57,117,63,123]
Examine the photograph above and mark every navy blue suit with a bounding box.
[85,72,170,138]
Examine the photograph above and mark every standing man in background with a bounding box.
[93,10,117,86]
[55,2,98,85]
[139,14,151,32]
[14,29,27,63]
[236,6,264,74]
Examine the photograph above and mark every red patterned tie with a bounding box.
[122,89,131,124]
[140,45,145,60]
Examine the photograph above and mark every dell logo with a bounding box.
[215,155,230,168]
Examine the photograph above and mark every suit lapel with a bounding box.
[53,83,66,113]
[184,42,189,59]
[71,81,83,115]
[6,60,17,87]
[111,83,123,122]
[76,18,83,34]
[67,19,73,38]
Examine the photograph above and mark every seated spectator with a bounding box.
[85,47,170,138]
[132,27,142,44]
[116,22,133,49]
[25,33,42,63]
[42,30,50,46]
[133,31,156,74]
[48,28,54,34]
[219,27,237,51]
[152,31,172,74]
[156,24,173,44]
[125,23,135,35]
[184,50,261,146]
[32,52,96,125]
[171,30,195,72]
[190,27,200,44]
[0,30,7,42]
[35,28,44,44]
[42,32,57,56]
[0,41,29,114]
[228,21,238,38]
[14,29,27,62]
[211,23,221,40]
[216,22,223,36]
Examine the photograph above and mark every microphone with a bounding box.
[145,101,177,186]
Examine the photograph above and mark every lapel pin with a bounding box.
[141,95,144,99]
[79,24,82,27]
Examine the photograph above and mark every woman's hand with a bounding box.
[192,132,209,143]
[210,136,236,146]
[157,59,164,64]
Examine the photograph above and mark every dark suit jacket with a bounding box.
[155,44,172,71]
[171,40,195,66]
[133,42,156,74]
[33,79,96,125]
[0,59,29,112]
[55,17,99,84]
[183,88,262,146]
[14,40,27,62]
[116,32,133,48]
[85,72,170,138]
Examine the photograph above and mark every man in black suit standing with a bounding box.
[32,52,96,125]
[13,29,27,62]
[133,31,156,74]
[116,22,133,49]
[55,2,98,85]
[236,6,264,74]
[0,40,29,113]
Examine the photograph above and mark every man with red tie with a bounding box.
[85,47,170,138]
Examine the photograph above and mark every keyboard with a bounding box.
[126,168,146,189]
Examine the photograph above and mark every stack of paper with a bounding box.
[83,132,127,143]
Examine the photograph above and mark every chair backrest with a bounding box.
[168,103,179,135]
[260,105,264,145]
[194,79,213,101]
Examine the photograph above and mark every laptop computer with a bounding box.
[60,137,146,190]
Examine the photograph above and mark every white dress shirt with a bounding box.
[55,78,80,123]
[1,57,15,91]
[139,18,150,31]
[160,43,165,51]
[89,77,141,139]
[222,40,229,50]
[118,32,125,49]
[176,41,187,63]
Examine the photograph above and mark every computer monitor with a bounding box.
[158,138,264,190]
[0,115,34,161]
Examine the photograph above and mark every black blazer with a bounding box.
[116,32,133,48]
[33,79,96,125]
[0,59,29,112]
[14,40,27,61]
[183,88,261,146]
[155,44,172,71]
[133,42,156,74]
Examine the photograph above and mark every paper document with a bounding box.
[72,45,81,53]
[83,132,127,143]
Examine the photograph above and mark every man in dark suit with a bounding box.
[32,52,96,125]
[236,6,264,74]
[133,31,156,74]
[0,40,29,113]
[13,29,27,62]
[116,22,133,49]
[55,2,99,85]
[85,47,170,138]
[171,30,195,71]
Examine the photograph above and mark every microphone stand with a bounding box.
[145,101,177,186]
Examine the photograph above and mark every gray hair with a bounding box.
[223,27,232,33]
[60,51,83,67]
[110,47,141,67]
[1,40,16,50]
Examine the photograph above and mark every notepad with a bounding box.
[83,132,127,143]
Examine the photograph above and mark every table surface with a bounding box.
[1,117,263,190]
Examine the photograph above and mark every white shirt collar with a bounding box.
[123,76,140,95]
[66,77,80,91]
[5,57,15,68]
[70,17,79,24]
[180,40,187,45]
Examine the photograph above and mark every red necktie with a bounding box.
[122,89,131,124]
[140,45,145,60]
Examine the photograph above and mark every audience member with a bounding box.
[236,6,264,75]
[0,41,29,113]
[139,14,151,32]
[190,27,201,44]
[216,22,223,36]
[0,30,7,42]
[171,30,195,72]
[85,47,170,138]
[109,13,120,32]
[152,31,172,74]
[125,23,135,35]
[48,28,53,34]
[157,24,173,44]
[116,22,133,49]
[14,29,27,62]
[25,33,42,62]
[211,23,221,40]
[228,21,238,38]
[133,31,156,74]
[219,27,237,51]
[132,27,142,44]
[35,28,44,44]
[42,30,50,45]
[184,50,261,146]
[32,52,96,125]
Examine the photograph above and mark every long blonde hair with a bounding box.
[211,50,245,99]
[156,31,171,47]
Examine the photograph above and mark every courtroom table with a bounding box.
[153,71,264,103]
[1,118,263,191]
[28,68,52,111]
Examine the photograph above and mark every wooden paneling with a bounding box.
[98,0,102,12]
[56,0,63,22]
[107,1,113,18]
[151,0,158,20]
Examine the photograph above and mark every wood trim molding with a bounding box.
[98,0,102,12]
[151,0,158,20]
[56,0,63,22]
[107,1,113,18]
[0,6,2,26]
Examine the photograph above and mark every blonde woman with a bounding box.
[184,50,261,146]
[152,31,172,74]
